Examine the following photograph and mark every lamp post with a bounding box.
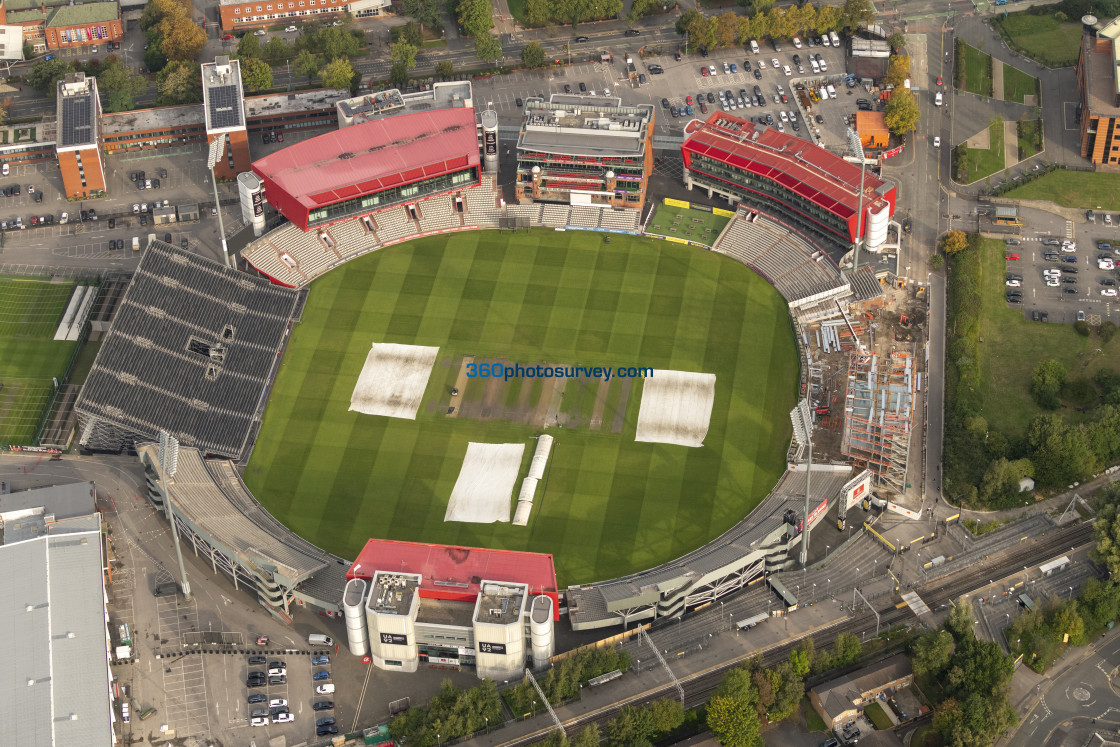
[846,127,868,272]
[158,430,191,601]
[206,133,231,268]
[790,400,814,567]
[1069,586,1074,600]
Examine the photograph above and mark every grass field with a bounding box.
[977,239,1120,435]
[1001,63,1037,103]
[245,230,798,585]
[1017,119,1042,159]
[963,44,993,97]
[1004,170,1120,211]
[647,203,732,247]
[959,119,1005,184]
[863,701,893,730]
[0,276,79,444]
[992,11,1082,68]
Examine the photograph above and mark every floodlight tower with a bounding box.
[846,127,867,273]
[207,133,231,268]
[159,430,192,601]
[790,399,814,567]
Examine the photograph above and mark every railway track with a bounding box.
[485,521,1097,746]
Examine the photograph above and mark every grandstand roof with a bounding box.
[682,113,892,221]
[252,108,480,209]
[348,539,559,617]
[73,241,302,459]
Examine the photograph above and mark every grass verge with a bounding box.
[1002,63,1037,103]
[863,701,893,729]
[1017,118,1042,159]
[963,44,993,96]
[958,118,1005,183]
[1004,170,1120,210]
[803,697,827,732]
[991,11,1082,68]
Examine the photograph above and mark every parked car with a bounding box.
[272,711,295,724]
[317,726,339,736]
[284,25,297,32]
[317,717,336,727]
[313,701,334,711]
[248,693,267,704]
[313,670,331,681]
[249,656,266,665]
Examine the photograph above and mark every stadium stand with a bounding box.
[566,465,852,629]
[417,194,459,233]
[540,203,571,227]
[712,208,848,304]
[139,443,348,619]
[599,209,642,232]
[74,241,303,459]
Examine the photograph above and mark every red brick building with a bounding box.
[44,2,121,50]
[217,0,389,31]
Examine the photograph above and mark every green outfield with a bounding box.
[0,276,79,444]
[244,230,798,585]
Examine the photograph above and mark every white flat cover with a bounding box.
[348,342,439,420]
[634,370,716,448]
[444,442,526,523]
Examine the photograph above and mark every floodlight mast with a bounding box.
[846,127,867,274]
[790,400,814,567]
[207,134,231,268]
[158,430,192,601]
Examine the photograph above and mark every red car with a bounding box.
[1005,252,1020,260]
[222,33,233,40]
[685,95,693,105]
[936,75,943,86]
[701,67,708,76]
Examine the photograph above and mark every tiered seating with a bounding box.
[242,242,304,287]
[569,206,601,228]
[418,195,458,233]
[540,203,570,227]
[506,204,542,223]
[327,217,378,259]
[712,209,845,303]
[462,177,503,227]
[599,209,641,232]
[374,206,417,244]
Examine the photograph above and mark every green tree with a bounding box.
[262,37,292,64]
[400,0,443,29]
[239,55,273,91]
[629,0,659,22]
[606,704,655,747]
[143,35,168,72]
[97,56,148,111]
[238,32,262,59]
[22,41,32,60]
[159,14,207,61]
[140,0,189,32]
[458,0,493,37]
[1094,486,1120,578]
[930,253,945,270]
[1030,359,1067,410]
[714,12,740,47]
[1027,413,1096,486]
[911,629,954,676]
[707,695,763,747]
[293,49,321,80]
[569,724,601,747]
[155,60,203,105]
[391,40,419,70]
[884,88,920,135]
[789,648,811,678]
[648,698,685,734]
[474,33,503,64]
[388,61,409,87]
[716,664,760,706]
[888,31,906,50]
[320,56,355,90]
[947,601,974,639]
[395,20,424,47]
[978,457,1034,505]
[839,0,874,31]
[884,54,910,87]
[831,632,862,667]
[27,58,73,96]
[435,59,454,77]
[526,0,553,26]
[521,40,546,68]
[677,9,710,49]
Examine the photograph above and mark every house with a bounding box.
[809,653,914,729]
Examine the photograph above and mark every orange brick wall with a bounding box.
[58,147,105,198]
[46,20,122,50]
[219,0,348,30]
[211,130,252,179]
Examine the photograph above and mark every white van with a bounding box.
[308,633,334,647]
[809,58,820,73]
[316,683,335,695]
[821,34,830,47]
[827,84,837,99]
[935,91,943,106]
[132,236,140,251]
[749,39,759,54]
[829,31,840,47]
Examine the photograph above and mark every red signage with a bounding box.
[807,498,829,526]
[882,145,904,159]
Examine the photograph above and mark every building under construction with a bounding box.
[840,350,916,492]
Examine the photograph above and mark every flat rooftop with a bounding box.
[1084,29,1120,116]
[202,57,246,132]
[245,87,350,119]
[416,597,476,628]
[57,73,98,149]
[367,572,419,617]
[475,581,527,625]
[518,95,654,158]
[336,82,473,127]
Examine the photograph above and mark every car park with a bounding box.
[1007,293,1022,303]
[1062,241,1077,252]
[181,237,189,249]
[771,58,780,68]
[267,666,285,676]
[708,65,717,75]
[1062,276,1078,284]
[1103,279,1117,286]
[254,29,266,36]
[249,656,266,665]
[247,677,266,688]
[1063,266,1078,273]
[269,698,287,708]
[269,675,287,685]
[316,684,335,695]
[1043,251,1059,261]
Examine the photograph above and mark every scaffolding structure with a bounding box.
[840,350,915,492]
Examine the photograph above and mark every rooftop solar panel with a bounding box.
[207,83,243,130]
[60,94,94,147]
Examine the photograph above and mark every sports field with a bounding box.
[647,203,731,247]
[245,229,798,585]
[0,276,79,444]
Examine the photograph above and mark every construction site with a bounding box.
[791,283,927,502]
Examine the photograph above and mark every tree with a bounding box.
[677,9,710,49]
[839,0,874,31]
[521,41,546,68]
[947,601,974,639]
[237,32,262,59]
[939,229,967,255]
[97,56,147,111]
[629,0,659,22]
[884,54,910,87]
[716,664,760,707]
[1094,485,1120,578]
[474,33,503,64]
[707,695,763,747]
[160,16,207,61]
[1030,358,1067,410]
[930,253,944,270]
[400,0,443,30]
[647,699,685,735]
[239,55,273,91]
[570,724,601,747]
[714,12,740,47]
[458,0,493,37]
[978,457,1034,505]
[262,37,292,64]
[143,37,168,73]
[606,704,655,747]
[884,88,920,135]
[435,59,454,77]
[526,0,553,26]
[391,40,419,70]
[788,648,811,678]
[27,58,73,96]
[911,630,954,676]
[888,31,906,51]
[140,0,189,32]
[155,60,202,105]
[320,56,355,90]
[1027,413,1096,486]
[293,49,321,80]
[394,20,424,48]
[831,632,862,667]
[388,61,409,87]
